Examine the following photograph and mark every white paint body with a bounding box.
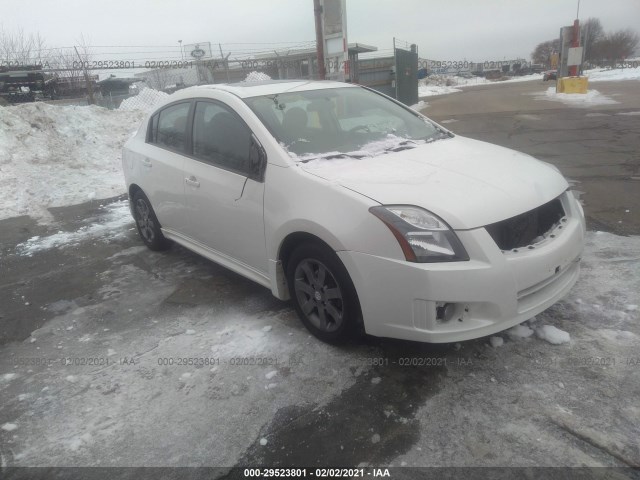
[122,81,585,343]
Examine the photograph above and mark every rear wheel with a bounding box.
[286,242,361,344]
[132,190,170,251]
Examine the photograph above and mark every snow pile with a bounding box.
[410,100,427,111]
[418,84,462,97]
[535,325,571,345]
[128,81,148,94]
[0,103,145,221]
[15,200,132,256]
[503,319,571,345]
[243,71,272,82]
[419,75,462,97]
[535,87,618,107]
[507,324,534,339]
[118,87,169,112]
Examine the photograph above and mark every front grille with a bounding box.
[485,197,565,251]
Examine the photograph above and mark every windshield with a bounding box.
[243,86,447,160]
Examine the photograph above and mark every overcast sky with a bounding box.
[2,0,639,62]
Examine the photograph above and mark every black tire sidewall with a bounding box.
[131,191,169,251]
[286,242,361,344]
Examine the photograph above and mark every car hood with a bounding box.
[300,136,568,230]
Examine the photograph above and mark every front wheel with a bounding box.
[131,190,170,251]
[286,243,362,344]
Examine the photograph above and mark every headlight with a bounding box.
[369,205,469,262]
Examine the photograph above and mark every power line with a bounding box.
[7,43,318,58]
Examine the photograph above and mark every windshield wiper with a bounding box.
[384,140,419,153]
[298,152,367,163]
[429,130,453,141]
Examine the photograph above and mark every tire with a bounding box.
[286,242,362,344]
[131,190,170,251]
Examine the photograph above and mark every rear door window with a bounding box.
[154,102,191,152]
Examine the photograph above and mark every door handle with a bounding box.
[185,176,200,188]
[141,158,152,168]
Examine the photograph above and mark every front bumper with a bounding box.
[338,193,585,343]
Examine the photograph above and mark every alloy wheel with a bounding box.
[135,198,155,243]
[293,259,344,332]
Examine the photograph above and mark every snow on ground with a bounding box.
[535,325,571,345]
[418,84,462,97]
[409,100,428,111]
[0,103,145,221]
[533,87,619,107]
[15,200,132,256]
[584,67,640,82]
[0,251,359,466]
[506,323,535,339]
[417,66,638,100]
[418,73,543,98]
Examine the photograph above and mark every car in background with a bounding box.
[543,70,558,81]
[122,80,585,344]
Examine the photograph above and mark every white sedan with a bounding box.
[122,80,585,344]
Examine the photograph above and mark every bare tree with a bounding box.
[531,39,560,66]
[41,35,98,102]
[0,27,47,65]
[595,29,639,66]
[582,18,604,62]
[607,29,639,63]
[48,47,85,82]
[73,34,96,104]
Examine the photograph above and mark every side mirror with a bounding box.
[249,134,267,182]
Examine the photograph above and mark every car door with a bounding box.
[182,100,267,274]
[137,101,192,233]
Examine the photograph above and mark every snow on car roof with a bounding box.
[170,80,356,99]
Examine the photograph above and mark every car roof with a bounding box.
[168,80,357,100]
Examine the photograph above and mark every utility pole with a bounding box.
[219,43,230,82]
[74,45,95,105]
[569,19,580,76]
[313,0,326,80]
